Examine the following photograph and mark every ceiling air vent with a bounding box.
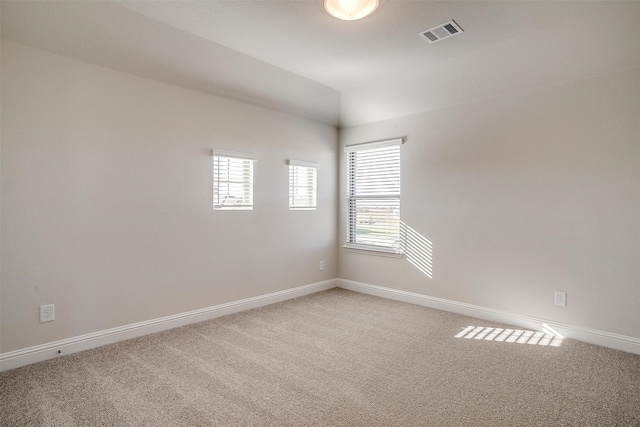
[419,20,463,44]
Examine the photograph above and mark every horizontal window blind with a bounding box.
[213,151,255,210]
[288,160,318,210]
[346,141,401,250]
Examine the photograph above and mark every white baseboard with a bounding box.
[337,278,640,356]
[4,277,638,372]
[0,279,337,372]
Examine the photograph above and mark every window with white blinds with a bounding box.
[212,150,256,210]
[345,139,402,252]
[288,160,318,210]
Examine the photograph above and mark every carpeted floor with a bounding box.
[1,288,639,426]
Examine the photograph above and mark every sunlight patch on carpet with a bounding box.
[455,326,563,347]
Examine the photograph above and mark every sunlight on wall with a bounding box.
[455,326,564,347]
[400,222,433,278]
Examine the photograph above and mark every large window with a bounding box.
[345,139,402,253]
[288,160,318,210]
[212,150,256,210]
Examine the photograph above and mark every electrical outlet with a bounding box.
[40,304,55,322]
[554,291,567,307]
[319,261,325,271]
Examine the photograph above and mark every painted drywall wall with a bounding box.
[1,1,341,127]
[0,41,338,353]
[339,67,640,339]
[339,2,639,128]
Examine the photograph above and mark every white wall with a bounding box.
[2,36,639,359]
[0,41,338,353]
[339,67,640,338]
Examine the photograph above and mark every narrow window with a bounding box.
[212,150,256,210]
[288,160,318,210]
[345,139,402,253]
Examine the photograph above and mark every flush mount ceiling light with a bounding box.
[324,0,379,21]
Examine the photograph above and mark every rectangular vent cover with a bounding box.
[419,20,463,44]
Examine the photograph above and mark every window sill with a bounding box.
[343,244,404,258]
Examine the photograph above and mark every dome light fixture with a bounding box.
[324,0,380,21]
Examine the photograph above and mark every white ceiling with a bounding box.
[2,1,639,127]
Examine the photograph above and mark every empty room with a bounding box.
[1,0,639,425]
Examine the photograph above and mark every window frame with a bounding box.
[344,138,403,256]
[288,159,319,211]
[212,149,257,211]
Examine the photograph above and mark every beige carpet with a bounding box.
[1,288,639,426]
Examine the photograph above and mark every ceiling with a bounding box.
[2,1,639,127]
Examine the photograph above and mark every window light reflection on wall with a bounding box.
[400,221,433,278]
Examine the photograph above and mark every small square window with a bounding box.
[288,160,318,210]
[213,150,256,210]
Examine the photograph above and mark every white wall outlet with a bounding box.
[554,291,567,307]
[319,261,325,271]
[40,304,55,322]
